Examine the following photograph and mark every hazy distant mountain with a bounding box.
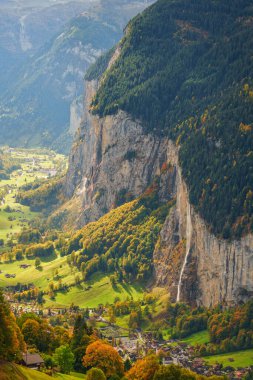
[0,0,154,152]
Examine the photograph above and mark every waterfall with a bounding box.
[19,16,32,52]
[176,202,192,302]
[69,99,83,136]
[77,177,88,204]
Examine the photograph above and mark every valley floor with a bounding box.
[0,147,252,379]
[0,147,66,249]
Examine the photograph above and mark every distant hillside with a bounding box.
[90,0,253,238]
[0,14,121,152]
[0,0,154,153]
[0,1,94,93]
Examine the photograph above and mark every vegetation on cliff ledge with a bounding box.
[90,0,253,238]
[60,183,174,283]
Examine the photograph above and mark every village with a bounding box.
[7,299,253,380]
[0,148,252,380]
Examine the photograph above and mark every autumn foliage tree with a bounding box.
[0,290,25,361]
[82,340,124,378]
[126,355,160,380]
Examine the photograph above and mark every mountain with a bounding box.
[91,0,253,240]
[0,0,155,152]
[58,0,253,306]
[0,1,96,91]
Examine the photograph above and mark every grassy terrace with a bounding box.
[0,254,70,289]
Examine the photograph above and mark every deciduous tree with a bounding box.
[126,355,159,380]
[53,344,74,374]
[82,340,124,378]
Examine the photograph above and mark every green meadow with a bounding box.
[0,252,143,308]
[181,330,210,346]
[0,147,66,246]
[45,272,143,308]
[203,349,253,368]
[0,362,85,380]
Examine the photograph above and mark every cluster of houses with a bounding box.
[97,323,252,379]
[4,273,16,278]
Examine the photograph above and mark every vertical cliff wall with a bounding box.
[153,142,253,307]
[64,79,169,227]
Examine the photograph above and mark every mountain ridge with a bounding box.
[0,0,155,152]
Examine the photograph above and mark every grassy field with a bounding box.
[55,372,85,380]
[180,330,210,346]
[45,272,143,308]
[203,349,253,368]
[0,363,49,380]
[0,190,40,243]
[0,251,143,307]
[0,362,84,380]
[0,147,67,246]
[0,254,76,289]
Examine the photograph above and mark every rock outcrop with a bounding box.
[65,79,169,227]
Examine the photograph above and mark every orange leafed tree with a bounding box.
[82,340,124,378]
[126,355,160,380]
[0,290,25,361]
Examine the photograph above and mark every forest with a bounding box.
[53,182,173,283]
[165,301,253,355]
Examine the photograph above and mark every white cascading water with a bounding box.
[69,99,83,136]
[19,15,32,52]
[176,202,192,302]
[77,177,87,198]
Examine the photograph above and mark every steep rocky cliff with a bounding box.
[153,141,253,307]
[65,79,169,226]
[64,72,253,307]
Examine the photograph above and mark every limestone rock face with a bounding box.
[153,142,253,307]
[65,79,168,226]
